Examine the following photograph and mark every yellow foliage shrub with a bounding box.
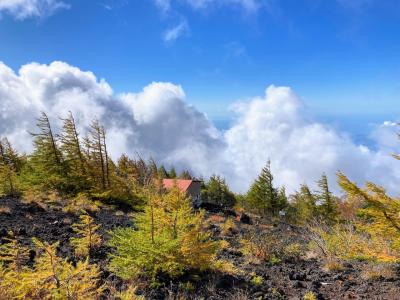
[360,263,396,280]
[108,187,220,280]
[115,285,145,300]
[303,291,317,300]
[0,237,103,299]
[70,212,102,258]
[214,259,239,275]
[63,193,100,214]
[220,218,237,236]
[309,223,399,264]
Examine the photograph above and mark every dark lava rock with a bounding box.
[0,228,8,238]
[289,271,307,281]
[17,227,26,236]
[292,281,307,288]
[216,274,237,289]
[240,213,251,224]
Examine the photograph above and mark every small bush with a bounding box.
[240,230,285,263]
[70,212,102,257]
[108,187,219,280]
[303,291,317,300]
[0,237,103,299]
[361,263,396,280]
[220,218,237,236]
[250,275,264,286]
[283,242,305,262]
[323,260,344,272]
[214,259,238,275]
[63,193,100,214]
[115,285,145,300]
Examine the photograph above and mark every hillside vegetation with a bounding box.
[0,112,400,299]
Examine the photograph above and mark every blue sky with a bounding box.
[1,0,400,141]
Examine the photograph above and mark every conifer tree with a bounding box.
[85,119,109,191]
[0,138,20,196]
[316,174,338,223]
[0,237,103,299]
[289,184,318,224]
[60,112,88,192]
[169,166,177,179]
[157,165,168,179]
[70,212,102,257]
[338,173,400,254]
[28,112,66,191]
[246,161,281,216]
[108,186,219,280]
[201,175,236,208]
[278,186,288,211]
[179,170,193,180]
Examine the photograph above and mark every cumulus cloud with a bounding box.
[163,20,189,43]
[0,61,399,195]
[0,0,69,20]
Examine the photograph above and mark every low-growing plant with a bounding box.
[70,212,102,257]
[250,275,264,286]
[270,255,281,265]
[303,291,317,300]
[0,237,103,299]
[360,263,396,280]
[308,222,399,264]
[283,242,305,262]
[240,230,286,264]
[220,218,237,236]
[115,285,145,300]
[63,193,100,214]
[214,259,238,275]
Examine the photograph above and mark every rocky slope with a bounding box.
[0,196,399,300]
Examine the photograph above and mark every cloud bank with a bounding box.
[0,0,69,19]
[0,61,399,194]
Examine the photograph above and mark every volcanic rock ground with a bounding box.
[1,196,399,300]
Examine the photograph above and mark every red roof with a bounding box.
[162,179,193,192]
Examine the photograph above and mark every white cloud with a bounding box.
[155,0,171,14]
[0,61,399,196]
[163,20,189,43]
[0,0,69,20]
[155,0,259,14]
[184,0,259,13]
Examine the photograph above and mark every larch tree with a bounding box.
[201,175,236,208]
[108,186,219,280]
[179,170,193,180]
[0,138,21,196]
[157,165,169,179]
[28,112,66,192]
[316,174,338,223]
[290,184,318,224]
[85,119,109,191]
[168,166,177,179]
[246,160,282,216]
[59,112,88,192]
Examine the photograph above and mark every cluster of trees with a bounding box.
[0,112,197,208]
[200,160,339,225]
[0,111,341,224]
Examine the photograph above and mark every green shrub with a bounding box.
[108,187,219,280]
